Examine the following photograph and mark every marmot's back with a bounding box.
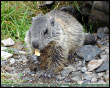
[46,10,85,51]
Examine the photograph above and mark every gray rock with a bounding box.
[91,77,97,82]
[1,38,15,46]
[71,76,82,82]
[97,27,109,39]
[10,58,15,65]
[96,61,109,72]
[100,54,109,61]
[1,51,13,60]
[97,27,109,34]
[82,80,91,84]
[97,72,105,77]
[1,47,7,51]
[56,75,65,81]
[97,33,106,39]
[71,71,82,77]
[76,45,101,61]
[83,74,92,81]
[81,67,87,73]
[105,48,109,54]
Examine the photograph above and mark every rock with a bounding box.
[96,61,109,72]
[106,70,109,74]
[81,67,87,73]
[10,58,15,65]
[87,59,104,71]
[97,27,109,34]
[97,80,107,84]
[85,71,92,75]
[98,72,105,77]
[104,73,109,83]
[76,61,83,67]
[84,33,96,45]
[19,51,26,55]
[97,27,109,39]
[1,51,13,60]
[1,38,15,46]
[71,71,82,77]
[76,45,101,61]
[77,81,83,84]
[97,33,106,39]
[1,47,7,51]
[1,60,7,66]
[61,65,76,77]
[83,74,92,81]
[5,66,13,72]
[88,1,109,29]
[91,77,97,82]
[82,80,91,84]
[71,76,82,82]
[100,54,109,61]
[56,75,65,81]
[105,48,109,54]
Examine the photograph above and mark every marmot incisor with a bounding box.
[25,10,85,73]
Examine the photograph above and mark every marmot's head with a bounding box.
[29,15,61,50]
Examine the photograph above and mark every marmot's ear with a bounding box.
[50,17,55,26]
[32,14,43,21]
[32,17,35,21]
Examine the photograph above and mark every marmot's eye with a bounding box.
[44,29,48,35]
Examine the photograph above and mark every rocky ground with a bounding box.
[1,27,109,87]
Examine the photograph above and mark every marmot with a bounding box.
[25,10,85,73]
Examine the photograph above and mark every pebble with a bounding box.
[5,66,13,72]
[97,72,105,77]
[1,47,7,51]
[1,38,15,46]
[97,27,109,34]
[91,77,97,82]
[87,59,104,71]
[96,61,109,72]
[97,27,109,39]
[77,81,83,84]
[106,70,109,74]
[10,58,15,64]
[71,76,82,82]
[100,54,109,61]
[104,74,109,83]
[85,71,92,75]
[56,75,65,80]
[83,74,92,81]
[82,80,91,84]
[81,67,87,73]
[76,45,101,61]
[19,51,26,55]
[97,80,107,84]
[1,51,13,60]
[105,48,109,54]
[71,71,82,77]
[61,65,76,77]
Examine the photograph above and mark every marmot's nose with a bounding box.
[32,41,39,49]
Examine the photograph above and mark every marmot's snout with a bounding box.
[32,41,39,49]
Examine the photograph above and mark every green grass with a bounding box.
[1,1,92,42]
[1,1,38,41]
